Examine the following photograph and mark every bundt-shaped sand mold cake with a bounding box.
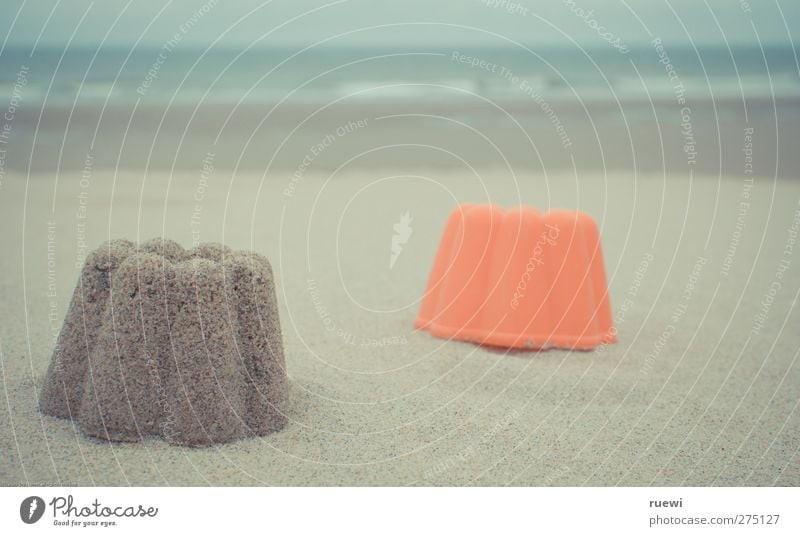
[38,238,288,447]
[416,204,616,350]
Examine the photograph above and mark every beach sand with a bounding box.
[1,166,798,486]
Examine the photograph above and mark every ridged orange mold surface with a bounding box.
[415,205,616,350]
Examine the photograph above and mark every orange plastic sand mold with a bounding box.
[415,204,616,350]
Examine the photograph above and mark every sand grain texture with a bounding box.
[1,170,798,486]
[37,239,288,447]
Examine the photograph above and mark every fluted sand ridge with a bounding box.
[38,238,288,447]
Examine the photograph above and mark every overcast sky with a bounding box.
[2,0,798,49]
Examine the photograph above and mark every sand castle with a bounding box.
[416,205,616,350]
[39,238,288,446]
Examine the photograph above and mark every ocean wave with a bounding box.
[10,72,799,107]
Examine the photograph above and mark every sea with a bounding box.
[1,44,798,106]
